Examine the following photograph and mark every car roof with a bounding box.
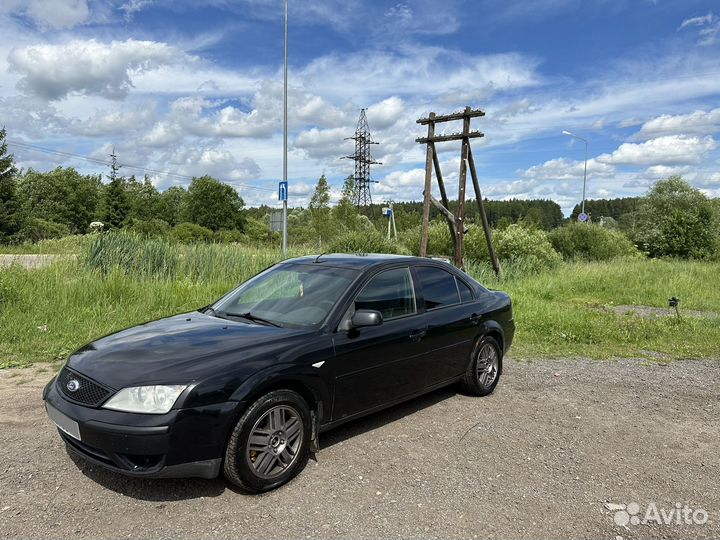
[282,253,455,270]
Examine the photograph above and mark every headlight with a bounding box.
[102,385,187,414]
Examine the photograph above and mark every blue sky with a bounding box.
[1,0,719,212]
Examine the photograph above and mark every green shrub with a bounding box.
[170,222,214,244]
[464,224,491,263]
[15,218,69,243]
[329,228,406,254]
[214,229,246,244]
[548,223,640,261]
[493,224,561,273]
[400,219,454,256]
[127,219,171,238]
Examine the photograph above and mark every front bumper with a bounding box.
[43,376,238,480]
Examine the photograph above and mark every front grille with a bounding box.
[58,367,112,407]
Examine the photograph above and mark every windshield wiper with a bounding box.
[225,312,282,328]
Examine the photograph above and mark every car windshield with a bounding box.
[211,263,359,328]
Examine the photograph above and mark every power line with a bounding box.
[6,139,277,193]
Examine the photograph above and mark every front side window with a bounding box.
[213,263,358,328]
[354,267,416,321]
[416,266,460,310]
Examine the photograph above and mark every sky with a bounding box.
[0,0,719,213]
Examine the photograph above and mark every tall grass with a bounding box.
[84,232,308,284]
[1,236,719,367]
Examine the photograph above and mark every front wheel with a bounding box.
[461,335,502,396]
[223,390,311,493]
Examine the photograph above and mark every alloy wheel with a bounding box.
[476,342,499,387]
[245,405,304,479]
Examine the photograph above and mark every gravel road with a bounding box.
[1,358,718,539]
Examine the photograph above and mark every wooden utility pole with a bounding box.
[416,107,501,277]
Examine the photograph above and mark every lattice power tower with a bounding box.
[344,109,381,209]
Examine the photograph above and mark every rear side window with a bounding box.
[354,267,416,321]
[416,266,460,310]
[457,278,474,303]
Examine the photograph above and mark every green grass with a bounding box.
[0,237,718,368]
[475,257,720,359]
[0,235,89,254]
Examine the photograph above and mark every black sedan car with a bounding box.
[44,254,514,492]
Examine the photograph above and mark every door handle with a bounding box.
[409,329,427,342]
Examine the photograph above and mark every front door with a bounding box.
[331,267,428,421]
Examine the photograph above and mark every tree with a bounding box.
[632,176,717,258]
[102,179,129,229]
[0,127,21,242]
[102,148,129,228]
[333,175,362,230]
[17,167,102,233]
[125,175,160,222]
[183,175,244,231]
[155,185,187,226]
[308,174,333,245]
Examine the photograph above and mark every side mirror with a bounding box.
[351,309,383,328]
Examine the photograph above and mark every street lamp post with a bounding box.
[562,130,588,218]
[282,0,288,254]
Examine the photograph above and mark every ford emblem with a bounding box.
[66,379,81,392]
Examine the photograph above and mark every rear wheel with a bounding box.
[461,335,502,396]
[223,390,311,493]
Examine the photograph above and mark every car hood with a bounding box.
[66,312,306,389]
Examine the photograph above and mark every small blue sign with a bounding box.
[578,212,588,222]
[278,181,288,202]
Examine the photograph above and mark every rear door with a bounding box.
[331,266,428,421]
[413,265,478,385]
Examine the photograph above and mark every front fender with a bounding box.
[228,363,331,421]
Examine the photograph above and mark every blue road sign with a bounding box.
[578,212,588,222]
[278,181,288,202]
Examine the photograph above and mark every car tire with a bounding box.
[223,389,311,493]
[461,335,502,396]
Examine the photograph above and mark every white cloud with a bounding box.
[596,135,717,166]
[520,157,614,181]
[1,0,89,29]
[70,104,158,136]
[293,127,353,160]
[679,12,720,46]
[298,47,542,104]
[634,108,720,139]
[8,39,189,100]
[644,165,691,178]
[367,97,405,130]
[119,0,153,20]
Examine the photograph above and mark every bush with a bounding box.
[329,228,406,254]
[170,222,214,244]
[15,218,69,243]
[214,229,246,244]
[400,219,454,256]
[548,223,640,261]
[464,224,492,263]
[493,224,561,273]
[127,219,171,238]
